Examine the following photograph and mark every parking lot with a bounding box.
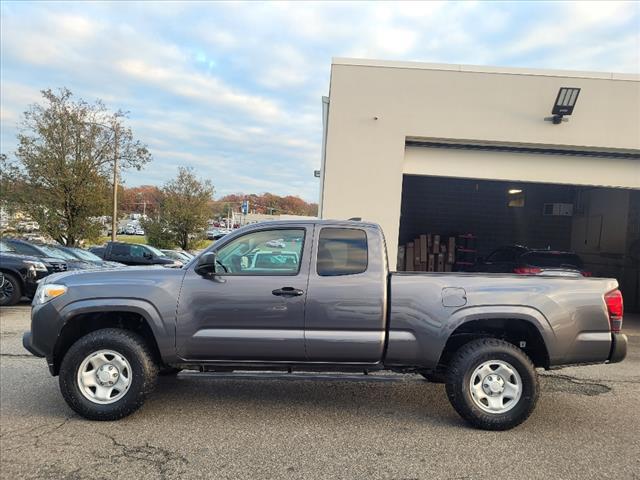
[1,304,639,480]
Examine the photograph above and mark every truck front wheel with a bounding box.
[59,328,158,420]
[445,338,539,430]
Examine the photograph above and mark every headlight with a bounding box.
[35,284,67,304]
[24,260,48,272]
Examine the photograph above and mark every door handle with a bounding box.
[272,287,304,297]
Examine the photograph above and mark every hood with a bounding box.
[42,263,186,286]
[0,252,46,264]
[64,259,97,270]
[40,257,67,265]
[103,261,127,268]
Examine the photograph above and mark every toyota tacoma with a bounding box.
[23,220,627,430]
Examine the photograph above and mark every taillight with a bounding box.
[514,267,542,275]
[605,289,623,333]
[581,271,592,277]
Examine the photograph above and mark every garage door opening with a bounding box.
[398,174,640,312]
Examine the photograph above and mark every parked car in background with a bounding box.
[246,250,299,271]
[206,228,231,240]
[98,242,179,267]
[6,239,96,271]
[0,241,50,306]
[88,246,106,258]
[4,239,68,273]
[59,247,125,268]
[473,246,589,277]
[160,249,193,264]
[265,239,286,248]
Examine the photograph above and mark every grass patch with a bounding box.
[92,235,148,246]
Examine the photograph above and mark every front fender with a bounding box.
[57,298,176,363]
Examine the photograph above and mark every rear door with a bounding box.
[304,225,387,362]
[176,225,312,361]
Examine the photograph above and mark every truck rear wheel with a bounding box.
[445,338,538,430]
[59,328,158,420]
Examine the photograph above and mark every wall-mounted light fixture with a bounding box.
[545,87,581,124]
[507,188,525,207]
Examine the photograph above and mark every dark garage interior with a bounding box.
[398,174,640,312]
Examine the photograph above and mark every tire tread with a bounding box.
[445,337,539,431]
[59,328,158,421]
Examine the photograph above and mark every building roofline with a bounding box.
[332,57,640,82]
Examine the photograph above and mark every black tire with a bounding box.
[0,273,22,306]
[445,338,539,431]
[59,328,158,421]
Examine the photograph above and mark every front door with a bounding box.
[176,226,311,361]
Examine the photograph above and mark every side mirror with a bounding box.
[143,252,153,260]
[195,252,217,277]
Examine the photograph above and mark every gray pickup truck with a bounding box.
[23,220,627,430]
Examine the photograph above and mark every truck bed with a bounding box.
[385,272,618,369]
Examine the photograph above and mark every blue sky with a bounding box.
[1,1,638,202]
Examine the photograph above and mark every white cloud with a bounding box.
[1,0,638,202]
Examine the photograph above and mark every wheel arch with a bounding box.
[0,268,26,291]
[437,307,553,370]
[52,299,175,375]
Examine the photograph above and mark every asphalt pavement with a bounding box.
[1,304,639,480]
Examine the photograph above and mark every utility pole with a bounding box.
[111,124,119,242]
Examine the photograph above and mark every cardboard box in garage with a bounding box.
[428,254,435,272]
[406,242,415,271]
[420,235,428,263]
[397,245,405,271]
[448,237,456,264]
[432,235,440,253]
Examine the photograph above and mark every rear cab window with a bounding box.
[317,228,368,276]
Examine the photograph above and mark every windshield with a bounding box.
[0,240,17,253]
[70,248,102,262]
[39,245,76,260]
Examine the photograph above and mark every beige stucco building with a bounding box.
[319,58,640,309]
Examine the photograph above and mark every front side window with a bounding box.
[215,229,304,275]
[317,228,368,276]
[144,245,166,257]
[111,244,131,257]
[130,245,150,258]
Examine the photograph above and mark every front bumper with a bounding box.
[608,333,627,364]
[22,331,45,358]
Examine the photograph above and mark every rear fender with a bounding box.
[440,305,557,363]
